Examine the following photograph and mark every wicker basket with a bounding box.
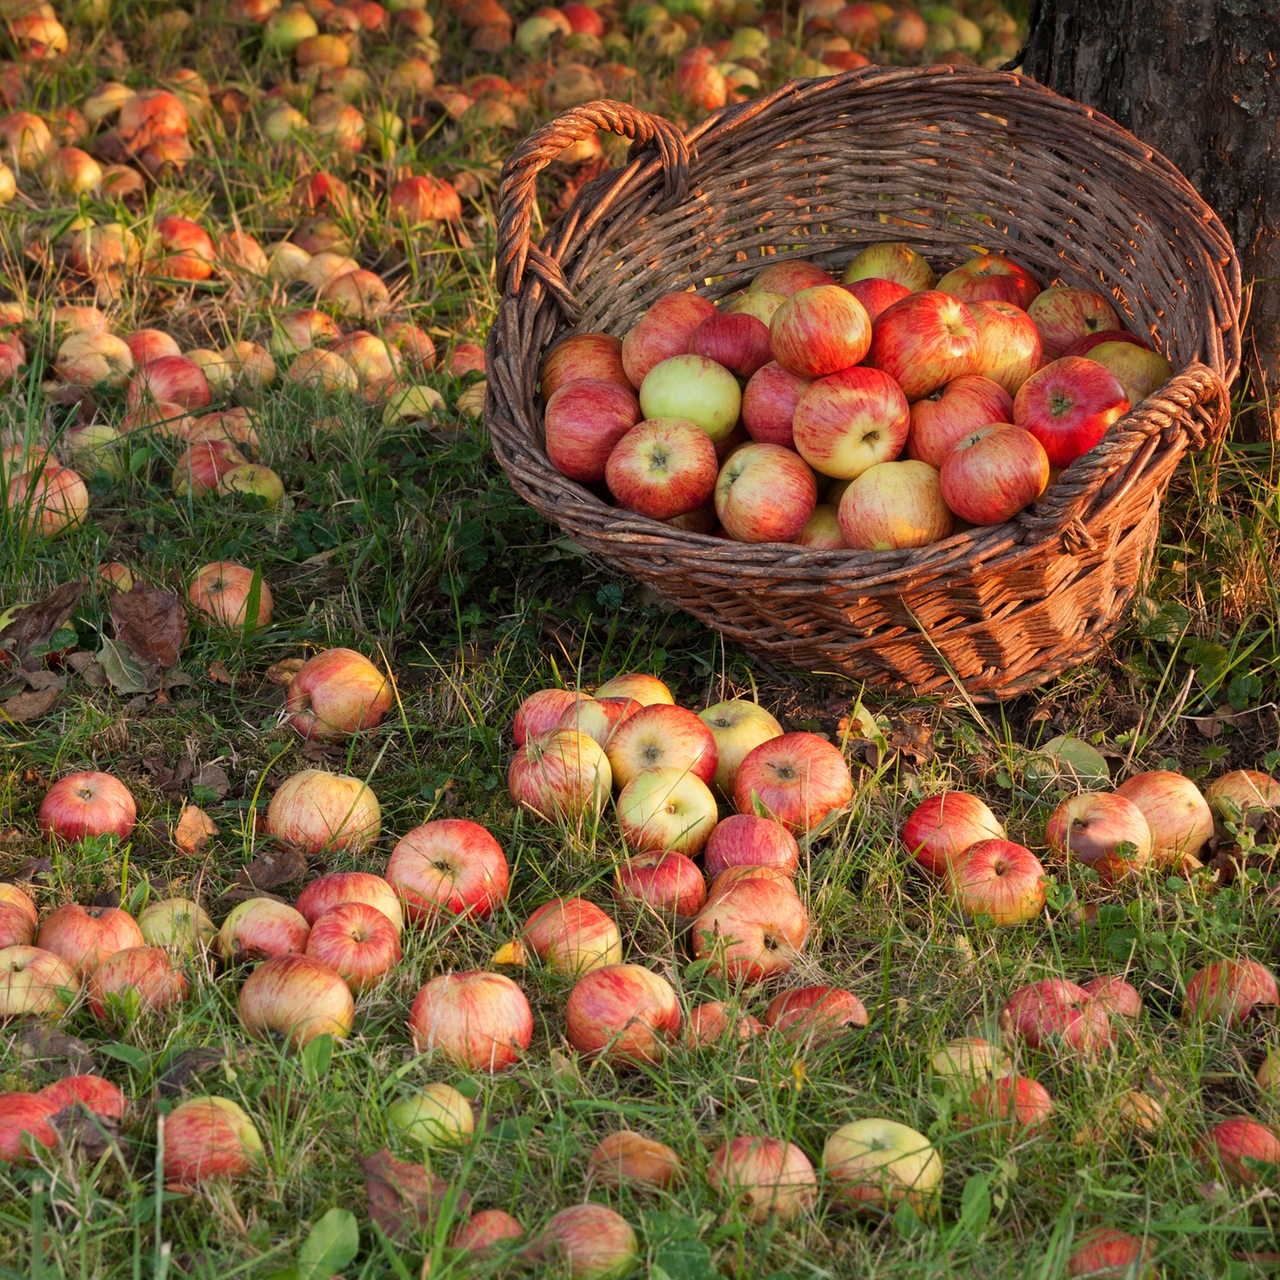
[485,65,1241,701]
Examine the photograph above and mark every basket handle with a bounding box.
[494,100,690,317]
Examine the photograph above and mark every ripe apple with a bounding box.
[587,1130,683,1190]
[138,897,216,954]
[999,978,1112,1056]
[1199,1116,1280,1188]
[1013,356,1130,467]
[684,999,766,1048]
[947,838,1047,926]
[407,970,533,1072]
[763,984,868,1045]
[740,360,810,448]
[539,331,628,400]
[162,1095,265,1189]
[822,1118,942,1217]
[620,291,717,387]
[691,876,807,982]
[605,417,719,519]
[614,849,707,918]
[936,253,1040,310]
[386,818,510,923]
[283,647,393,739]
[768,284,872,379]
[304,901,402,992]
[1080,975,1143,1020]
[216,897,311,964]
[940,425,1050,525]
[841,241,936,291]
[512,687,584,747]
[606,702,717,790]
[1083,340,1174,407]
[38,771,137,843]
[450,1208,524,1255]
[906,373,1014,468]
[1183,958,1279,1026]
[555,696,642,750]
[956,1074,1054,1134]
[1043,792,1153,883]
[37,904,145,976]
[264,768,381,856]
[696,700,784,796]
[639,354,742,445]
[1204,768,1280,832]
[706,1135,817,1223]
[1027,286,1122,359]
[838,458,954,550]
[733,731,853,833]
[0,884,38,948]
[238,953,356,1048]
[7,463,90,538]
[726,288,787,325]
[865,291,980,401]
[529,1204,639,1279]
[615,767,719,856]
[702,813,800,878]
[594,672,675,706]
[1114,770,1214,869]
[38,1074,127,1122]
[125,354,211,412]
[187,561,273,629]
[387,1082,474,1150]
[543,377,641,483]
[714,442,818,543]
[565,962,681,1066]
[928,1035,1012,1087]
[507,728,612,824]
[900,792,1005,878]
[0,944,79,1019]
[966,299,1043,396]
[791,365,911,480]
[1065,1226,1157,1279]
[842,276,913,321]
[510,897,622,977]
[690,310,773,379]
[295,871,404,932]
[0,1092,59,1165]
[750,259,837,296]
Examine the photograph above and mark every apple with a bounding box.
[539,332,628,400]
[928,1036,1012,1087]
[37,904,145,976]
[594,672,674,706]
[38,771,136,843]
[1200,1116,1280,1188]
[283,647,394,739]
[450,1208,524,1254]
[565,962,681,1066]
[967,299,1043,396]
[1065,1227,1157,1279]
[900,792,1005,878]
[304,901,401,992]
[702,813,800,878]
[543,377,642,483]
[734,731,852,834]
[705,864,798,903]
[714,442,818,543]
[956,1074,1054,1133]
[998,978,1112,1056]
[386,819,510,922]
[639,354,742,445]
[936,253,1041,310]
[126,354,211,412]
[0,1093,59,1165]
[1113,770,1214,869]
[238,953,356,1048]
[86,945,188,1023]
[1044,792,1153,883]
[940,425,1050,525]
[683,1000,766,1048]
[1013,356,1131,468]
[606,702,718,790]
[7,464,89,538]
[407,970,533,1072]
[750,259,836,296]
[740,360,810,448]
[768,284,872,379]
[1083,340,1174,407]
[216,898,311,964]
[38,1074,127,1122]
[691,876,807,982]
[838,458,954,550]
[696,700,784,796]
[1080,976,1143,1020]
[152,214,216,280]
[1027,286,1122,360]
[1205,768,1280,832]
[173,438,250,498]
[842,276,912,322]
[555,696,642,750]
[865,291,979,400]
[620,291,717,387]
[0,884,38,949]
[511,897,622,977]
[604,417,719,519]
[162,1096,266,1189]
[187,561,273,629]
[0,945,79,1019]
[906,374,1014,468]
[615,767,719,857]
[822,1118,942,1218]
[387,1082,474,1150]
[126,329,182,365]
[587,1130,683,1190]
[690,310,773,379]
[507,728,612,824]
[614,849,707,918]
[528,1204,639,1279]
[841,241,936,292]
[55,329,133,390]
[706,1135,817,1223]
[264,769,381,856]
[947,838,1047,926]
[1183,958,1279,1026]
[725,288,787,325]
[295,871,404,932]
[513,687,584,747]
[138,898,216,954]
[762,984,868,1045]
[791,365,911,480]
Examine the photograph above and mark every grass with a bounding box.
[2,0,1280,1276]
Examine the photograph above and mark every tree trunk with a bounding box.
[1017,0,1280,439]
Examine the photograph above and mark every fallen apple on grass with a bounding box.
[38,770,137,843]
[614,849,706,918]
[900,792,1005,878]
[1043,791,1154,884]
[386,818,509,923]
[162,1095,266,1190]
[238,953,355,1049]
[507,728,612,825]
[956,1074,1055,1135]
[187,560,274,629]
[615,766,719,857]
[999,978,1113,1057]
[216,897,311,964]
[295,871,404,932]
[565,961,681,1066]
[588,1130,684,1191]
[762,984,868,1046]
[690,875,807,983]
[0,1092,59,1165]
[683,1000,766,1049]
[0,944,79,1020]
[264,768,381,857]
[408,970,533,1072]
[1114,769,1215,870]
[525,1204,639,1280]
[505,897,622,978]
[947,838,1047,927]
[822,1117,943,1218]
[733,730,853,834]
[707,1134,818,1224]
[702,812,800,878]
[387,1081,475,1150]
[36,903,146,977]
[304,901,402,993]
[1182,957,1279,1026]
[86,944,189,1024]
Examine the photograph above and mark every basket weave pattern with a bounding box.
[486,65,1240,700]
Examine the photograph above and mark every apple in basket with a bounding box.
[967,300,1043,397]
[539,331,628,399]
[741,360,811,449]
[639,354,742,446]
[714,442,817,543]
[768,284,873,379]
[604,418,719,520]
[1026,286,1122,359]
[1013,356,1131,468]
[935,253,1042,310]
[939,425,1050,525]
[838,459,954,550]
[1082,340,1175,407]
[543,377,641,483]
[841,240,937,292]
[791,365,911,480]
[865,291,980,401]
[842,276,912,322]
[620,291,717,387]
[907,374,1014,468]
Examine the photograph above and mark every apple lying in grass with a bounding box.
[684,1000,766,1048]
[450,1208,525,1255]
[928,1036,1012,1087]
[614,849,706,918]
[707,1135,818,1224]
[1043,791,1154,883]
[408,970,533,1072]
[216,898,311,964]
[763,984,868,1045]
[956,1074,1054,1134]
[295,871,403,932]
[594,671,675,706]
[1114,770,1215,870]
[1199,1115,1280,1188]
[7,463,90,538]
[0,1092,59,1165]
[615,767,719,857]
[387,1082,474,1151]
[822,1118,943,1218]
[305,901,401,993]
[948,838,1047,926]
[733,730,853,834]
[87,945,189,1024]
[691,876,807,982]
[386,819,509,923]
[1183,957,1279,1026]
[38,1074,127,1123]
[1065,1226,1157,1279]
[900,792,1005,878]
[1204,768,1280,832]
[565,962,681,1066]
[587,1129,684,1190]
[507,728,612,825]
[0,885,38,949]
[239,953,355,1049]
[0,945,79,1020]
[999,978,1113,1057]
[284,647,394,739]
[162,1095,266,1190]
[264,769,381,857]
[555,695,642,750]
[527,1204,639,1280]
[37,904,145,977]
[187,561,273,629]
[605,702,717,790]
[38,771,137,843]
[506,897,623,977]
[702,813,800,878]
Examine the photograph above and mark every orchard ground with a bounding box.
[2,1,1279,1278]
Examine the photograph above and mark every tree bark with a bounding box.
[1017,0,1280,439]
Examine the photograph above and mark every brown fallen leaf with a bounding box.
[360,1148,469,1245]
[0,581,85,667]
[111,585,188,669]
[49,1105,129,1163]
[1,684,62,722]
[265,659,305,687]
[192,762,230,799]
[233,844,308,892]
[174,804,218,856]
[208,660,234,686]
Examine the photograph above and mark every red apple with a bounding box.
[304,901,401,992]
[936,253,1041,310]
[295,871,404,932]
[0,1092,59,1165]
[956,1074,1054,1133]
[734,731,852,834]
[762,984,868,1045]
[238,953,356,1048]
[865,291,979,400]
[967,298,1043,396]
[1043,792,1153,883]
[604,417,719,519]
[512,687,583,747]
[842,276,912,322]
[841,241,936,292]
[690,876,808,982]
[0,885,38,949]
[37,904,145,977]
[900,792,1005,878]
[1183,958,1279,1026]
[715,442,818,543]
[1206,768,1280,832]
[1065,1226,1157,1279]
[152,214,216,280]
[606,702,717,790]
[740,360,810,448]
[216,898,311,964]
[543,377,641,483]
[38,1074,127,1122]
[614,849,707,917]
[507,728,612,824]
[1080,975,1143,1020]
[587,1130,683,1190]
[0,945,79,1019]
[1114,770,1214,869]
[565,961,681,1066]
[450,1208,524,1254]
[907,373,1014,468]
[527,1204,639,1279]
[1013,356,1130,467]
[87,945,188,1023]
[768,284,872,379]
[838,458,954,550]
[791,364,911,480]
[187,561,274,629]
[999,978,1112,1056]
[750,259,836,296]
[162,1096,265,1189]
[594,672,675,706]
[947,838,1047,926]
[126,354,212,412]
[555,696,642,750]
[541,329,628,396]
[386,819,510,923]
[684,1000,766,1048]
[513,897,622,977]
[702,813,800,878]
[284,647,394,739]
[1200,1116,1280,1187]
[615,767,719,856]
[407,970,533,1072]
[620,292,717,387]
[1027,286,1123,360]
[7,464,90,538]
[38,771,136,843]
[264,768,381,856]
[939,425,1050,525]
[696,700,784,796]
[707,1135,817,1223]
[690,310,773,379]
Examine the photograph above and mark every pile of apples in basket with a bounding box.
[539,244,1171,548]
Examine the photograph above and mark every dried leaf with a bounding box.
[234,845,308,892]
[49,1105,129,1163]
[0,582,85,667]
[175,805,218,856]
[97,637,151,694]
[360,1148,466,1245]
[111,585,188,669]
[265,659,305,687]
[192,762,230,798]
[1,684,61,722]
[10,1025,97,1079]
[208,660,234,685]
[154,1046,229,1098]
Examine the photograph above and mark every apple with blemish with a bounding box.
[691,876,807,982]
[216,898,311,964]
[1027,286,1122,359]
[763,984,868,1045]
[386,819,510,923]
